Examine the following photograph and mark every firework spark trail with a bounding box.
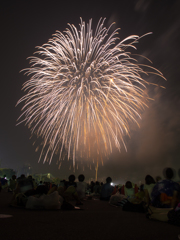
[17,18,165,167]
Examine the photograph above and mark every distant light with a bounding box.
[111,182,114,186]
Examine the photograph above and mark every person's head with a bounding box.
[68,174,75,182]
[12,175,16,180]
[78,174,85,182]
[90,181,95,185]
[145,175,155,185]
[20,174,26,179]
[28,175,32,180]
[95,181,99,185]
[155,176,162,182]
[125,181,132,189]
[106,177,112,184]
[164,167,174,180]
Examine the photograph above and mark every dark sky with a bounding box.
[0,0,180,183]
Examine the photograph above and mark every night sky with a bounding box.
[0,0,180,183]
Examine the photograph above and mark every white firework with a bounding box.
[17,18,165,166]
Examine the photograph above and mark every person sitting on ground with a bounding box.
[9,175,17,192]
[133,184,145,204]
[8,177,58,210]
[89,181,95,194]
[144,175,156,206]
[59,179,66,187]
[100,182,103,192]
[93,181,101,195]
[151,168,180,208]
[17,174,34,193]
[119,181,137,207]
[121,181,138,198]
[100,177,114,201]
[76,174,87,200]
[10,174,35,206]
[38,181,43,186]
[57,174,83,206]
[86,183,90,193]
[35,184,49,196]
[146,192,180,226]
[1,175,8,190]
[119,182,148,212]
[28,175,37,189]
[124,181,136,200]
[65,174,77,188]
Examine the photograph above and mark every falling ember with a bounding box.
[16,18,165,167]
[95,161,98,181]
[58,162,61,169]
[35,146,39,152]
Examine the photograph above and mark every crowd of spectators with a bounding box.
[1,167,180,226]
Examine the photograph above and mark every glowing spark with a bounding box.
[17,18,165,166]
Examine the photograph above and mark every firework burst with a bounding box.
[17,18,165,166]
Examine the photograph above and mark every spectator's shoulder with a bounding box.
[174,181,180,190]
